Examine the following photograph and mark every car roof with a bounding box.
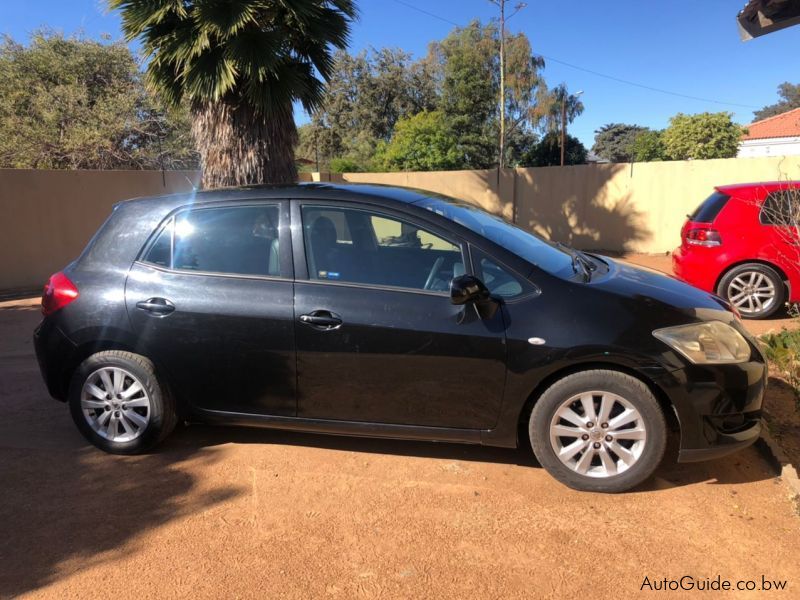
[716,181,800,193]
[118,182,445,210]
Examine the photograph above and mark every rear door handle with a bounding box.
[299,310,342,330]
[136,297,175,315]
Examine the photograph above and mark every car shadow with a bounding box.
[167,423,779,493]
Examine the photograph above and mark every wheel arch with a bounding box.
[515,362,680,447]
[714,258,791,297]
[59,340,181,414]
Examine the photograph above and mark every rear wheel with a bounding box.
[529,370,667,493]
[718,263,785,319]
[68,351,176,454]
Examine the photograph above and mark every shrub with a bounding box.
[761,326,800,410]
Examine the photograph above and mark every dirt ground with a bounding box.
[2,260,800,599]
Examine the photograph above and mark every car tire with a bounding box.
[717,263,785,320]
[529,370,667,493]
[68,350,177,454]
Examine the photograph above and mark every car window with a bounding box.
[302,206,463,292]
[471,247,533,299]
[144,219,172,268]
[143,205,281,277]
[689,191,730,223]
[415,197,574,277]
[760,190,799,226]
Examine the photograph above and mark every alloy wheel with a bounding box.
[81,367,151,442]
[549,391,647,478]
[727,271,776,316]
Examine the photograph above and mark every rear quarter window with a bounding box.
[689,191,730,223]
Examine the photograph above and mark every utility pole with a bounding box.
[560,89,583,166]
[490,1,526,170]
[560,93,567,167]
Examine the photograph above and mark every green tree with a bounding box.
[662,112,746,160]
[0,31,196,169]
[376,111,460,171]
[591,123,646,162]
[754,82,800,121]
[432,21,499,169]
[109,0,356,188]
[630,129,666,162]
[523,131,587,167]
[538,83,584,134]
[298,48,438,171]
[430,21,548,169]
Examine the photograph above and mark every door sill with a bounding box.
[192,408,484,445]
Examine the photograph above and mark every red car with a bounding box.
[673,181,800,319]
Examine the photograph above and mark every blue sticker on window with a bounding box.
[327,271,341,279]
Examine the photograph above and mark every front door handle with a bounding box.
[299,310,342,330]
[136,297,175,315]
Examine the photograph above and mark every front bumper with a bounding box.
[653,356,767,463]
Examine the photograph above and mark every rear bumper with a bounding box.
[672,245,720,293]
[653,355,767,463]
[33,318,76,401]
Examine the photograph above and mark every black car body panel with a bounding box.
[33,183,766,462]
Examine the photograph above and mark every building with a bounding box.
[738,107,800,158]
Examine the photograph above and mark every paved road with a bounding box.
[1,299,798,599]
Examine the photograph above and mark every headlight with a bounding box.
[653,321,751,364]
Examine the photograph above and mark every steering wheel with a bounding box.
[423,256,445,290]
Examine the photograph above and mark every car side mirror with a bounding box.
[450,274,498,319]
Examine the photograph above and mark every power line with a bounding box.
[534,54,759,109]
[386,0,760,110]
[389,0,461,26]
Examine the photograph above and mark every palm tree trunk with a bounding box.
[192,101,298,188]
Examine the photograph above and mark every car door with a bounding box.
[291,201,507,429]
[125,201,297,416]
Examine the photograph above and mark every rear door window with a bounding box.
[689,191,730,223]
[143,205,281,277]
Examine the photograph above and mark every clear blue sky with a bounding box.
[2,0,799,147]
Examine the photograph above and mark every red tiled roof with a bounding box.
[742,107,800,140]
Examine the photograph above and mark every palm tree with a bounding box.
[109,0,357,187]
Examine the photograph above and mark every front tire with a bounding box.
[68,350,176,454]
[529,370,667,493]
[717,263,785,320]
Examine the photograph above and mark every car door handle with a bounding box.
[299,310,342,330]
[136,298,175,315]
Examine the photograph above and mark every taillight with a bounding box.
[684,227,722,247]
[41,272,79,316]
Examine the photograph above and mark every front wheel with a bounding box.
[68,350,177,454]
[529,370,667,493]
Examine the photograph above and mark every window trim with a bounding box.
[295,201,467,296]
[137,201,291,281]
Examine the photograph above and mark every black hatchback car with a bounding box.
[34,184,766,492]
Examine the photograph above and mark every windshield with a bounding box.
[417,196,574,276]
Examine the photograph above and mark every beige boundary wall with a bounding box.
[1,158,799,291]
[339,155,800,256]
[1,169,201,291]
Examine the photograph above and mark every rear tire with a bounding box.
[717,263,785,320]
[529,370,666,493]
[68,351,176,454]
